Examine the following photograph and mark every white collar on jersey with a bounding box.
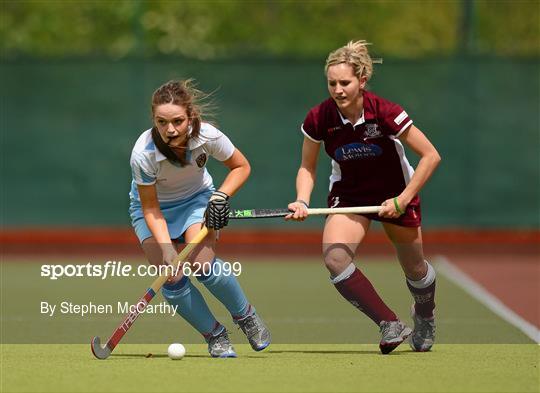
[154,147,167,162]
[337,109,365,127]
[153,125,205,162]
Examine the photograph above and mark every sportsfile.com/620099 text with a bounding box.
[40,261,242,280]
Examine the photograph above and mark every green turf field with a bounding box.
[2,344,538,392]
[1,259,538,392]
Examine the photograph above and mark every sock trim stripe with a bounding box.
[331,263,356,284]
[407,261,436,289]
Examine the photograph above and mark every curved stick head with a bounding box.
[91,336,112,359]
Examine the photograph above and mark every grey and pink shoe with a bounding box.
[379,320,412,354]
[409,305,436,352]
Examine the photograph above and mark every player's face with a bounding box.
[153,103,190,147]
[327,63,366,112]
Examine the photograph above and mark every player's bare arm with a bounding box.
[379,125,441,218]
[286,137,320,221]
[216,148,251,197]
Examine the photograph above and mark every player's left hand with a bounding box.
[379,196,407,218]
[204,191,230,230]
[285,200,309,221]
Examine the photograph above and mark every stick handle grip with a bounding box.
[307,206,381,215]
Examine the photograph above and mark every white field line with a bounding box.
[435,255,540,343]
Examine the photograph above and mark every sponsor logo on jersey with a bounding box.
[334,143,382,161]
[330,196,340,208]
[327,125,342,133]
[394,111,408,125]
[195,153,207,168]
[364,123,382,139]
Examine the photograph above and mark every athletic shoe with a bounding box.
[379,320,412,354]
[206,329,237,358]
[236,312,271,351]
[409,305,436,352]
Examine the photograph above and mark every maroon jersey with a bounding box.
[301,91,421,226]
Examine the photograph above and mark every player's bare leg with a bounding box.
[322,213,369,276]
[382,223,426,279]
[382,223,436,351]
[323,214,411,354]
[183,224,217,274]
[140,236,166,266]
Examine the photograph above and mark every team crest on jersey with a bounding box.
[364,123,382,139]
[195,153,207,168]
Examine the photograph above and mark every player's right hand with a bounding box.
[161,244,183,284]
[162,243,178,266]
[285,200,309,221]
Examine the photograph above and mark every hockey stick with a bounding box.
[91,226,209,359]
[229,205,381,219]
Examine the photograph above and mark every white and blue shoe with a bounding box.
[236,313,271,351]
[206,329,237,358]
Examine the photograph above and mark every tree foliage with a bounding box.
[1,0,538,59]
